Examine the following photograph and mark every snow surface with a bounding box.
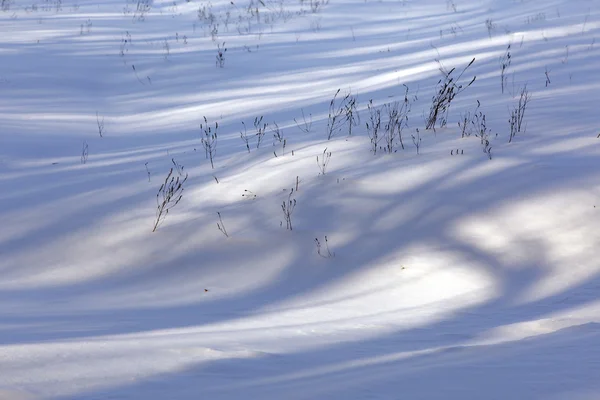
[1,0,600,398]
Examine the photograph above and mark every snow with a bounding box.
[1,0,600,398]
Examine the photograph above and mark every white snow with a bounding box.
[1,0,600,398]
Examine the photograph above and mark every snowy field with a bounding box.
[1,0,600,398]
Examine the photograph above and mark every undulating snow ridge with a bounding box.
[0,0,599,398]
